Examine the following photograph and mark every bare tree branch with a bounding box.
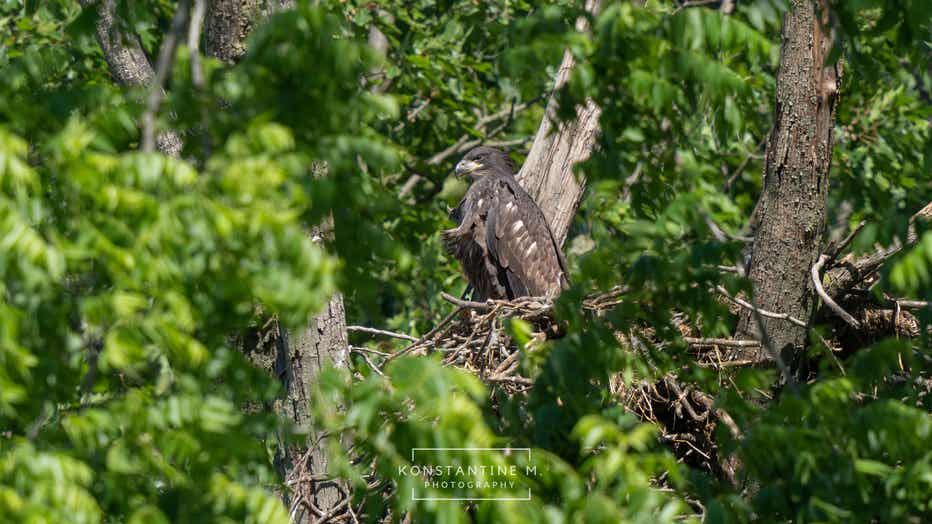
[714,286,807,328]
[824,201,930,298]
[812,254,861,328]
[141,0,190,153]
[346,325,418,343]
[895,300,929,309]
[80,0,183,156]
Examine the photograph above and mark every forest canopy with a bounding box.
[0,0,929,523]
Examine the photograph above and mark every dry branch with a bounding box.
[347,325,418,343]
[714,286,806,328]
[684,337,760,348]
[824,201,931,298]
[141,0,190,153]
[812,254,861,328]
[80,0,183,156]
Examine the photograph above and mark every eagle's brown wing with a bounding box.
[486,177,568,298]
[443,189,509,301]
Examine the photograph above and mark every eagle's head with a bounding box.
[454,146,516,179]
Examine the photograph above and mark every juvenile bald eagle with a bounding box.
[443,146,569,300]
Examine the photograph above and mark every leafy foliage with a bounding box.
[0,0,929,523]
[314,357,691,523]
[0,2,387,521]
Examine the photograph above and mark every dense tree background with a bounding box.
[0,0,929,522]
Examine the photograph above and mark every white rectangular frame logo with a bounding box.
[409,447,533,501]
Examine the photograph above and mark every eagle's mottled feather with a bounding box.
[443,147,568,301]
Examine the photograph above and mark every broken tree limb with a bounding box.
[516,0,602,246]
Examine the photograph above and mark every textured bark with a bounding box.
[277,217,349,519]
[735,0,840,363]
[204,0,261,63]
[205,0,296,62]
[245,291,348,521]
[80,0,183,156]
[516,0,601,247]
[282,295,347,517]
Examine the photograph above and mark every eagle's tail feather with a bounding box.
[505,270,529,299]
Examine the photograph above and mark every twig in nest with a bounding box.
[812,254,861,329]
[664,376,708,422]
[493,349,522,375]
[382,307,461,364]
[697,359,759,368]
[691,390,742,439]
[685,337,760,349]
[582,285,628,310]
[478,319,498,379]
[347,325,419,342]
[825,220,866,266]
[714,285,807,328]
[441,292,493,311]
[486,375,533,386]
[440,292,555,317]
[311,495,350,524]
[711,284,799,385]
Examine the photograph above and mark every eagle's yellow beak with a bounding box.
[454,159,482,178]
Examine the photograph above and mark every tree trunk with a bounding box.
[516,0,601,247]
[245,281,348,521]
[204,1,297,61]
[204,0,261,63]
[203,2,347,520]
[278,294,348,519]
[735,0,840,366]
[80,0,183,156]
